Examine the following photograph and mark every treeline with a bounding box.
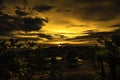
[0,38,97,80]
[0,34,120,80]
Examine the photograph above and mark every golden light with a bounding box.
[57,41,65,47]
[56,56,62,60]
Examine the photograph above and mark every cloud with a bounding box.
[66,24,87,28]
[79,30,120,39]
[0,13,18,35]
[15,7,29,16]
[0,0,53,36]
[56,9,71,13]
[53,34,67,39]
[33,5,54,12]
[38,33,52,40]
[2,0,120,21]
[65,28,120,42]
[0,0,55,15]
[14,32,53,40]
[109,24,120,28]
[53,0,120,21]
[21,17,46,31]
[1,0,120,45]
[0,12,47,35]
[83,30,95,34]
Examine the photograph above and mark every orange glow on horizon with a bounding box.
[37,40,90,45]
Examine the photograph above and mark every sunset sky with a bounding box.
[0,0,120,45]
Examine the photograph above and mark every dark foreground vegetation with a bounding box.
[0,34,120,80]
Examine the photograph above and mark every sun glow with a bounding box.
[37,40,90,45]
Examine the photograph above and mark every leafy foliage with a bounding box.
[0,38,64,80]
[97,34,120,80]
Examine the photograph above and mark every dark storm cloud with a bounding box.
[82,0,120,21]
[109,24,120,28]
[65,32,111,42]
[33,5,54,12]
[85,29,120,41]
[21,17,47,31]
[83,30,95,34]
[55,0,120,21]
[0,0,51,36]
[53,34,67,39]
[1,0,55,13]
[16,32,53,40]
[79,29,120,39]
[15,7,29,16]
[79,5,119,21]
[0,12,47,35]
[79,23,120,39]
[56,9,71,13]
[65,28,120,42]
[0,13,18,35]
[2,0,120,21]
[0,0,55,17]
[66,24,86,28]
[38,33,52,40]
[81,32,113,39]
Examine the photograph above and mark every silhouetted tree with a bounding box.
[97,34,120,80]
